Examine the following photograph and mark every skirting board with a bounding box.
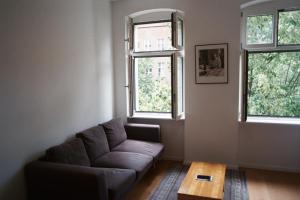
[175,159,300,173]
[239,162,300,173]
[183,160,300,173]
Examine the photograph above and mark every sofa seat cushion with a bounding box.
[105,168,136,200]
[45,138,90,166]
[112,139,164,160]
[101,118,127,149]
[76,126,110,163]
[93,152,153,180]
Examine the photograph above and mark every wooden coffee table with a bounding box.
[178,162,226,200]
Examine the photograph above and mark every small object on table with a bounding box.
[178,161,226,200]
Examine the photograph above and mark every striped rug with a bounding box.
[149,164,249,200]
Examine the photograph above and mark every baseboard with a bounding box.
[239,162,300,173]
[172,159,300,173]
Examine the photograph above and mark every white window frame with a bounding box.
[125,12,185,120]
[243,12,276,49]
[240,4,300,124]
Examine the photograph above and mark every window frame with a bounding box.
[132,54,173,114]
[172,52,185,119]
[172,12,184,50]
[245,14,275,47]
[242,10,277,50]
[245,49,300,119]
[126,12,185,120]
[240,7,300,123]
[277,8,300,47]
[133,20,172,53]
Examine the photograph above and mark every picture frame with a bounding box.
[195,43,228,84]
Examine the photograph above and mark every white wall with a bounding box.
[238,0,300,172]
[0,0,113,199]
[238,123,300,172]
[181,0,241,167]
[112,0,300,171]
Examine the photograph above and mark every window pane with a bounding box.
[247,52,300,117]
[246,15,273,45]
[134,22,172,52]
[177,18,183,47]
[278,10,300,45]
[135,57,171,112]
[177,56,184,114]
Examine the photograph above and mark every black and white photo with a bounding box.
[195,43,228,84]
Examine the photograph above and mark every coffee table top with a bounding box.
[178,162,226,200]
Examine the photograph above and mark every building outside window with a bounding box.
[144,40,152,51]
[157,39,165,50]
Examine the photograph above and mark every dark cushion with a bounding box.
[45,138,90,166]
[105,168,136,200]
[93,151,152,180]
[101,118,127,149]
[76,126,110,163]
[125,123,161,142]
[112,139,164,160]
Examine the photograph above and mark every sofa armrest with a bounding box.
[124,123,161,142]
[25,161,109,200]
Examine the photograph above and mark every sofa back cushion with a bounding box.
[45,138,90,166]
[101,118,127,149]
[76,126,110,162]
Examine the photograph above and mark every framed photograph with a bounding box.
[195,43,228,84]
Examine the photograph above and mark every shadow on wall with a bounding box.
[0,149,47,200]
[0,169,26,200]
[0,130,90,200]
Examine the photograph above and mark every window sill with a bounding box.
[130,112,172,120]
[245,117,300,125]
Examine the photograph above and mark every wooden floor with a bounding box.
[125,160,181,200]
[125,160,300,200]
[245,168,300,200]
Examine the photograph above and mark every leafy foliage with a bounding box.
[247,52,300,117]
[278,10,300,45]
[246,10,300,118]
[247,15,273,44]
[136,57,171,112]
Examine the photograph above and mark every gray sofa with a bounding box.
[25,118,164,200]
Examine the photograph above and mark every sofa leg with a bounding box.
[153,159,159,168]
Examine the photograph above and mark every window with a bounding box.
[144,40,152,51]
[126,11,184,119]
[246,15,273,45]
[278,10,300,45]
[247,51,299,118]
[134,22,172,52]
[157,39,165,50]
[134,56,171,113]
[241,7,300,122]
